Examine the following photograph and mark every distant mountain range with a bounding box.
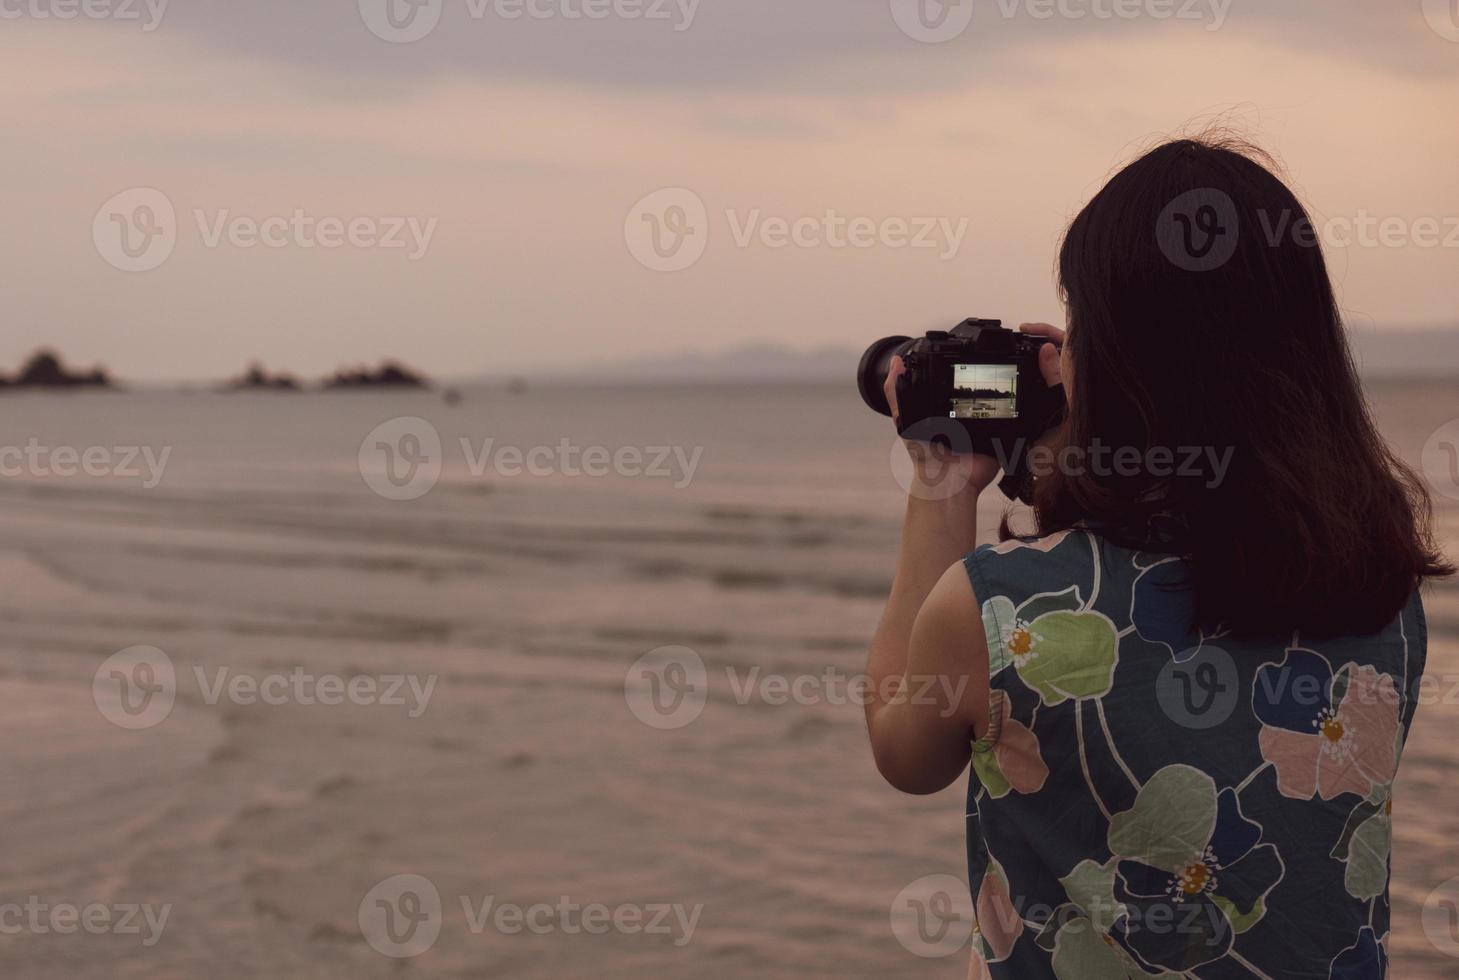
[505,326,1459,385]
[1345,326,1459,378]
[524,343,861,385]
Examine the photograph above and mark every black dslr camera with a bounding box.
[857,318,1065,501]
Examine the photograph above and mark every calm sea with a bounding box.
[0,379,1453,977]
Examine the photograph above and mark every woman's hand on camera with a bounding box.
[1018,322,1067,392]
[884,354,1001,496]
[1019,323,1070,466]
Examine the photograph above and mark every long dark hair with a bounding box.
[1019,135,1452,638]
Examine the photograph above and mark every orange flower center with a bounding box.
[1179,862,1210,895]
[1320,717,1345,742]
[1009,629,1033,656]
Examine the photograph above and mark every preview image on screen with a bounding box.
[950,363,1019,419]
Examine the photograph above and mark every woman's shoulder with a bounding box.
[965,528,1427,660]
[966,529,1112,621]
[966,529,1162,594]
[964,529,1195,644]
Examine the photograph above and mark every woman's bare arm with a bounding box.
[864,483,992,794]
[863,324,1064,795]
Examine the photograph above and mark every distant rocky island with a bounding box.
[0,352,433,392]
[226,363,302,391]
[0,350,113,390]
[322,361,428,389]
[224,360,429,392]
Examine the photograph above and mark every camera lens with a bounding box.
[856,336,913,417]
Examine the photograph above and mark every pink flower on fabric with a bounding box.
[974,860,1023,963]
[1253,651,1400,801]
[971,691,1049,799]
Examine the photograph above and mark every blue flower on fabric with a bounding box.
[1252,647,1336,732]
[1107,766,1283,972]
[1329,926,1387,979]
[1130,559,1200,660]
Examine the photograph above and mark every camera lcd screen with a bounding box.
[950,363,1019,420]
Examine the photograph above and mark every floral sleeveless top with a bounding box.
[961,530,1425,979]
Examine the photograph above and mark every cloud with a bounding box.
[68,0,1459,97]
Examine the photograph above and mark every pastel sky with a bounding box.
[4,0,1458,380]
